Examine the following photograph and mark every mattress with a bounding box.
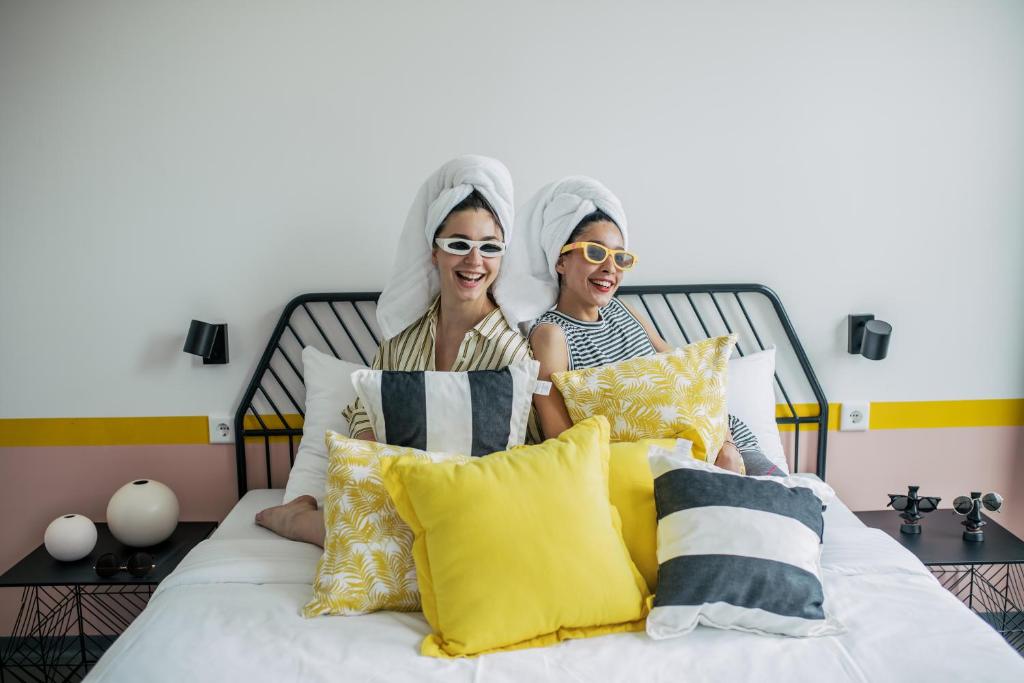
[86,488,1024,682]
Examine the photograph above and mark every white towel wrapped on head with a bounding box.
[376,155,515,340]
[496,176,627,327]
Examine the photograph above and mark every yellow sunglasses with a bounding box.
[559,242,638,271]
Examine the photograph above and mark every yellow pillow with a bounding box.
[302,431,469,617]
[608,439,677,593]
[380,416,650,658]
[551,335,736,461]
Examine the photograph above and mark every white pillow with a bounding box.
[727,348,788,473]
[282,347,365,504]
[646,443,841,639]
[350,359,540,456]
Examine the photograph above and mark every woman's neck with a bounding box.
[437,294,496,337]
[555,290,601,322]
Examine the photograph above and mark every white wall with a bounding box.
[2,0,1023,418]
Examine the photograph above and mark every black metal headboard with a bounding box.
[233,284,829,499]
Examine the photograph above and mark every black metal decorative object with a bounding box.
[848,314,892,360]
[953,491,1004,542]
[887,485,940,534]
[183,320,229,364]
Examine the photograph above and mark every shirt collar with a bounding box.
[426,297,507,342]
[473,306,507,341]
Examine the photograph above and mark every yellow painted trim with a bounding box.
[775,404,839,432]
[0,417,208,447]
[1,401,1021,447]
[242,414,304,431]
[872,399,1024,430]
[0,415,305,448]
[774,399,1024,432]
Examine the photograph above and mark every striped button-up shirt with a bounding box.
[343,298,541,443]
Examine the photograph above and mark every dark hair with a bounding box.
[557,209,620,284]
[433,189,504,240]
[563,209,619,248]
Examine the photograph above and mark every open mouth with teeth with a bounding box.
[456,271,487,287]
[589,277,615,293]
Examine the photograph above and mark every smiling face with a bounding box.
[556,220,626,309]
[431,209,504,305]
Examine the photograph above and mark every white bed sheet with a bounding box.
[209,489,287,541]
[87,489,1024,682]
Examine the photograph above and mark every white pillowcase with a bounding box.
[727,348,788,473]
[282,347,365,505]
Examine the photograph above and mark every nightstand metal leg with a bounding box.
[75,586,86,680]
[1002,567,1010,634]
[968,565,975,611]
[1006,564,1024,652]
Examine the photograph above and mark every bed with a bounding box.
[85,286,1024,681]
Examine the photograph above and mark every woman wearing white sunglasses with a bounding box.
[497,176,744,473]
[256,155,538,546]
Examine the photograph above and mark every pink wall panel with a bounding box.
[821,426,1024,536]
[0,441,294,637]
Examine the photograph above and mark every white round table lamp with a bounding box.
[44,514,98,561]
[106,479,180,547]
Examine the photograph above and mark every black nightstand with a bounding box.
[0,521,216,682]
[856,509,1024,653]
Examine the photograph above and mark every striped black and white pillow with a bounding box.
[647,443,842,639]
[350,359,539,456]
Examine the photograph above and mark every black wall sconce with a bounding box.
[848,314,892,360]
[183,320,229,365]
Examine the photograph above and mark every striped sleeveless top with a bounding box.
[532,298,656,371]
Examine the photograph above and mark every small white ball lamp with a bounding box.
[107,479,180,547]
[44,514,98,561]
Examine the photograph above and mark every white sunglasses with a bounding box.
[434,238,506,257]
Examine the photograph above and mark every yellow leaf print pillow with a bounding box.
[551,335,736,462]
[302,432,469,617]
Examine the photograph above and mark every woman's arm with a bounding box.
[528,323,575,440]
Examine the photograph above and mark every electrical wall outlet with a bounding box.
[840,402,870,432]
[208,415,235,443]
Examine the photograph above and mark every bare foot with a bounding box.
[714,442,745,474]
[255,495,325,547]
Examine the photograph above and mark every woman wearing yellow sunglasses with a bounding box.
[497,176,744,473]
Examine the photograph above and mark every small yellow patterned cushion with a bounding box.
[302,432,469,617]
[551,335,737,462]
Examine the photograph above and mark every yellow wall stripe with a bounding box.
[0,400,1021,447]
[775,404,839,432]
[871,399,1024,430]
[774,399,1024,431]
[0,415,304,448]
[0,417,208,447]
